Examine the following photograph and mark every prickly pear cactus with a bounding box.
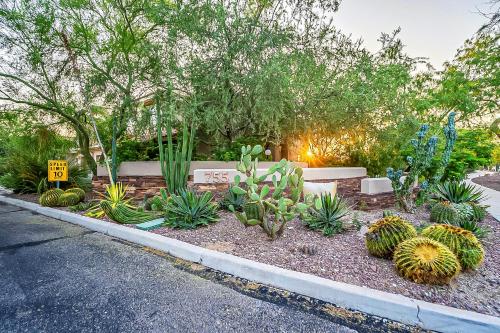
[39,189,64,207]
[64,188,85,202]
[57,193,80,207]
[393,237,460,285]
[229,145,308,239]
[422,224,484,270]
[365,216,417,258]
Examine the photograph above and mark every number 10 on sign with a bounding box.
[48,160,68,182]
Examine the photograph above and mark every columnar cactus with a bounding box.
[387,112,457,212]
[230,145,307,240]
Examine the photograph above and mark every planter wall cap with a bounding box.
[1,194,499,333]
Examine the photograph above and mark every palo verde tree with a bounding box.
[0,0,97,174]
[56,0,176,182]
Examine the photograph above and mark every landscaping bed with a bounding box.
[5,192,499,317]
[150,208,500,317]
[472,173,500,191]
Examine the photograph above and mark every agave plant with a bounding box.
[164,189,219,229]
[86,182,133,218]
[433,181,485,204]
[302,193,351,236]
[219,186,246,211]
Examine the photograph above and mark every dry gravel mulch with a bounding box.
[152,208,500,317]
[472,173,500,191]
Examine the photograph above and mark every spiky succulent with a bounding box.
[100,201,160,224]
[219,187,246,211]
[302,193,351,236]
[64,188,86,202]
[421,224,484,270]
[365,216,417,258]
[394,237,460,285]
[57,192,80,207]
[164,189,219,229]
[433,181,485,204]
[39,188,64,207]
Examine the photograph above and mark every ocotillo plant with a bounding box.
[230,145,308,239]
[156,100,195,195]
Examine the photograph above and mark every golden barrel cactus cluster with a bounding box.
[365,213,486,285]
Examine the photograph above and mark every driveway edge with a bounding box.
[2,195,499,333]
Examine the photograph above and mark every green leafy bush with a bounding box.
[212,136,265,161]
[0,128,90,193]
[164,189,219,229]
[302,193,351,236]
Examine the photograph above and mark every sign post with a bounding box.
[48,160,68,188]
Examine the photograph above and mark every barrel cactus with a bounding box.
[58,192,80,207]
[64,188,86,202]
[421,224,484,270]
[365,216,417,258]
[394,237,460,285]
[430,201,458,223]
[39,189,64,207]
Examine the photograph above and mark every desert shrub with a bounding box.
[0,127,90,193]
[212,136,266,161]
[164,189,219,229]
[365,216,417,258]
[302,193,351,236]
[393,237,460,285]
[422,224,484,270]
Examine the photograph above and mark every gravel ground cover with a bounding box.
[152,209,499,317]
[5,192,499,317]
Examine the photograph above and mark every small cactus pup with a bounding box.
[365,216,417,258]
[393,237,460,285]
[421,224,484,270]
[57,192,81,207]
[229,145,307,240]
[39,188,64,207]
[64,188,86,202]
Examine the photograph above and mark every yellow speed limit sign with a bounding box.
[48,160,69,182]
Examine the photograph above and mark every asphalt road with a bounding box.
[0,203,357,333]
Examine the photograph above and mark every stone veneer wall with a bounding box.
[92,175,401,211]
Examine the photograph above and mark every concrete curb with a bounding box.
[2,195,499,333]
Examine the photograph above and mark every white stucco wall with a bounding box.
[96,161,309,177]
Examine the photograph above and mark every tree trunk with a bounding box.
[76,130,97,176]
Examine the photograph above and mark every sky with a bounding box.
[332,0,496,70]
